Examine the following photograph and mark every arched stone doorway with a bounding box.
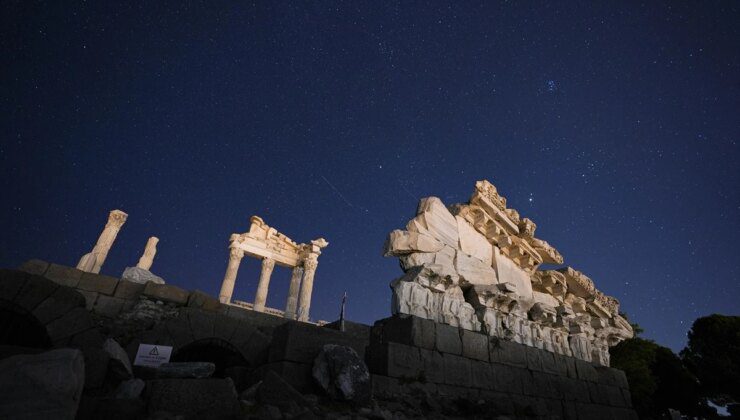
[0,299,52,349]
[0,269,99,351]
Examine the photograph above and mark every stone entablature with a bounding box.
[218,216,328,322]
[384,180,633,366]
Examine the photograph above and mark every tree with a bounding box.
[681,314,740,404]
[611,329,716,418]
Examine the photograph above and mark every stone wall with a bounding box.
[366,315,637,419]
[15,260,295,365]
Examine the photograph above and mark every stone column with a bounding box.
[296,259,318,322]
[219,247,244,304]
[253,258,275,312]
[77,209,128,273]
[284,266,304,319]
[136,236,159,270]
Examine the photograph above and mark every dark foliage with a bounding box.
[611,337,715,419]
[681,314,740,404]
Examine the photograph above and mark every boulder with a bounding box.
[0,348,85,420]
[312,344,371,404]
[121,267,165,285]
[156,362,215,379]
[103,338,133,379]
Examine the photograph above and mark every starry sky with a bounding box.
[2,2,738,352]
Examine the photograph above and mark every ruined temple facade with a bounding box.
[384,180,633,366]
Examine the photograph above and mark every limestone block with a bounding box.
[78,272,118,295]
[44,264,83,288]
[145,378,240,418]
[471,359,496,390]
[113,279,146,299]
[0,349,85,420]
[104,338,133,379]
[490,363,524,394]
[488,339,528,368]
[121,266,165,285]
[142,282,189,305]
[409,197,459,248]
[442,353,472,387]
[366,342,422,379]
[460,329,489,361]
[156,362,215,379]
[435,323,462,355]
[492,248,533,302]
[383,229,444,256]
[374,315,436,350]
[456,215,492,265]
[92,294,125,317]
[455,251,497,286]
[32,286,86,325]
[532,291,559,308]
[18,259,50,276]
[418,348,444,383]
[400,246,457,280]
[440,286,481,330]
[186,289,222,311]
[391,277,438,320]
[45,307,94,343]
[15,277,59,311]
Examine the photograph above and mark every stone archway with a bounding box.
[131,307,272,368]
[0,299,51,349]
[0,270,100,350]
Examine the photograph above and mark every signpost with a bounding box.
[134,343,173,367]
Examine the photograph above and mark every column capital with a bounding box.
[229,247,244,260]
[262,257,276,270]
[106,209,129,229]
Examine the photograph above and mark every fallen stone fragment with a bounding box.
[156,362,215,379]
[312,344,371,404]
[103,337,133,379]
[114,378,145,399]
[0,348,85,420]
[121,266,165,284]
[257,371,310,411]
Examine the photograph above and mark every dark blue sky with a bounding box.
[2,2,738,351]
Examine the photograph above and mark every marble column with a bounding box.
[136,236,159,270]
[77,209,128,273]
[296,259,318,322]
[284,266,304,319]
[219,247,244,304]
[253,257,276,312]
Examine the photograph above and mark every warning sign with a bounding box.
[134,344,172,367]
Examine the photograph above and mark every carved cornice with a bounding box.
[557,267,596,299]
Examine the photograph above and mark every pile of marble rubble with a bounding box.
[384,180,633,366]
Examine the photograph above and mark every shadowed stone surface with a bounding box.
[312,344,371,403]
[0,349,85,420]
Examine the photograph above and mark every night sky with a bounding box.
[2,2,738,352]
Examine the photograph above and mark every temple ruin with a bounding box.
[384,180,633,366]
[218,215,328,322]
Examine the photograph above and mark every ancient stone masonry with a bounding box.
[219,215,328,322]
[384,180,633,366]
